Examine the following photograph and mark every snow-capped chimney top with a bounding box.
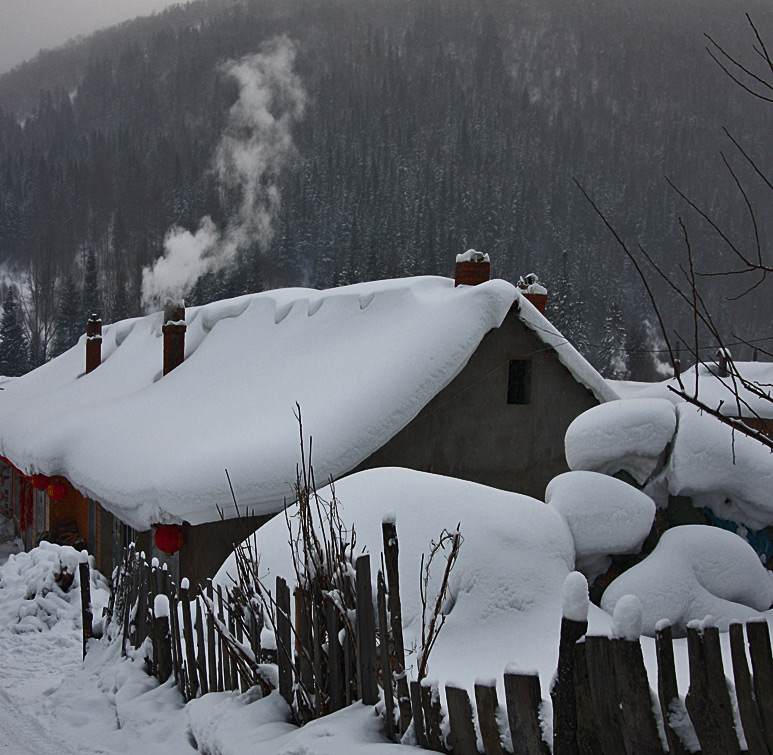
[518,273,548,315]
[455,249,491,287]
[162,299,186,376]
[85,314,102,374]
[716,347,731,378]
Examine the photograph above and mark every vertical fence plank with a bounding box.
[295,588,313,695]
[79,560,93,659]
[153,595,173,684]
[729,622,768,755]
[654,621,688,755]
[180,581,199,698]
[504,671,549,755]
[195,598,209,695]
[227,606,239,691]
[326,599,344,713]
[747,619,773,751]
[170,589,185,688]
[583,635,626,755]
[411,680,429,749]
[572,641,603,755]
[206,580,218,693]
[551,616,587,755]
[475,679,505,755]
[685,623,741,755]
[377,572,396,742]
[276,576,293,706]
[421,679,445,753]
[611,637,663,755]
[216,585,227,692]
[356,554,379,706]
[383,520,412,733]
[446,683,478,755]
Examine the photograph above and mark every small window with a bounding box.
[507,359,531,404]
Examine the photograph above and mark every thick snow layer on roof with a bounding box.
[0,277,517,529]
[610,360,773,418]
[601,525,773,636]
[667,403,773,530]
[216,468,613,695]
[565,398,677,484]
[546,471,655,559]
[515,291,619,404]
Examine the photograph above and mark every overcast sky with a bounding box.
[0,0,185,74]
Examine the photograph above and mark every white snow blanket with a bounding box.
[0,277,519,530]
[565,398,676,484]
[216,467,613,695]
[601,525,773,636]
[545,471,655,579]
[667,403,773,530]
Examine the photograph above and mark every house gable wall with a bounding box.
[355,306,601,500]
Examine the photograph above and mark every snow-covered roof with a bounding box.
[0,276,611,530]
[610,360,773,418]
[514,291,619,403]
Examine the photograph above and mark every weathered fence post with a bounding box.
[475,678,505,755]
[728,622,768,755]
[584,635,627,754]
[180,579,199,699]
[551,572,589,755]
[153,594,173,683]
[79,558,93,659]
[421,679,445,753]
[206,580,218,692]
[356,554,379,706]
[747,618,773,751]
[383,519,412,733]
[446,683,478,755]
[608,597,662,755]
[504,669,549,755]
[195,598,208,695]
[410,680,429,749]
[685,618,741,755]
[377,571,396,741]
[572,640,603,755]
[654,620,688,755]
[326,598,344,712]
[276,576,293,706]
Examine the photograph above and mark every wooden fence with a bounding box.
[95,523,773,755]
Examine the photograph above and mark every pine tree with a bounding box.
[52,273,83,357]
[0,287,30,377]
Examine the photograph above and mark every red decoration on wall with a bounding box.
[46,480,69,501]
[31,474,51,490]
[154,525,185,555]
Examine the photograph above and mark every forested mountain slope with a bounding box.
[0,0,770,375]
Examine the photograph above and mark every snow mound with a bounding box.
[216,467,607,692]
[545,471,655,579]
[565,398,676,484]
[667,403,773,530]
[601,525,773,636]
[0,542,110,634]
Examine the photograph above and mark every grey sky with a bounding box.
[0,0,184,74]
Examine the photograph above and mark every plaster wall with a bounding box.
[355,306,600,501]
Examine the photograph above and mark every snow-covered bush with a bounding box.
[545,471,655,581]
[0,541,110,634]
[600,525,773,636]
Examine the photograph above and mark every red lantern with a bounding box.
[154,524,185,555]
[31,474,51,490]
[46,480,68,501]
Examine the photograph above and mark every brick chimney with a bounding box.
[162,299,186,376]
[518,273,548,315]
[455,249,490,286]
[85,314,102,373]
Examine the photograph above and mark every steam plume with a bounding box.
[141,36,306,312]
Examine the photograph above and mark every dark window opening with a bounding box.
[507,359,531,404]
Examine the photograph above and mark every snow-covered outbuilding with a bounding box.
[0,254,616,583]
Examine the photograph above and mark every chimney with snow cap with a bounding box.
[518,273,548,314]
[85,314,102,373]
[455,249,490,287]
[162,299,186,376]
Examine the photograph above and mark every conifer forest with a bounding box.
[0,0,771,377]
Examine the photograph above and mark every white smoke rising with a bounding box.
[141,36,306,312]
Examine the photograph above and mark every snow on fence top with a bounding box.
[0,276,522,530]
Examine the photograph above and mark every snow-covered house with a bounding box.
[0,254,616,584]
